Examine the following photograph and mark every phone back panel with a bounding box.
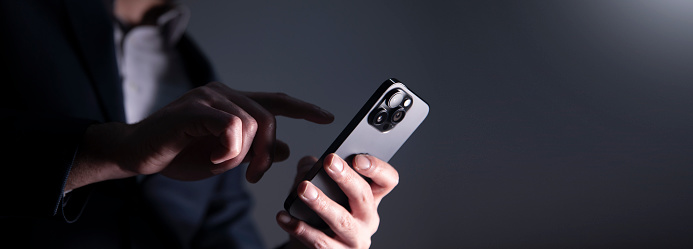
[285,79,429,228]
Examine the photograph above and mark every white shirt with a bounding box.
[113,5,192,124]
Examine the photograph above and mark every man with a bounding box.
[0,0,399,248]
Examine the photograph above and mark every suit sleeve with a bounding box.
[0,110,95,220]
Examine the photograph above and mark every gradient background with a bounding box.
[183,1,693,248]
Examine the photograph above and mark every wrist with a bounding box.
[65,122,136,191]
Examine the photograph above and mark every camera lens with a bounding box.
[372,108,388,125]
[387,91,404,108]
[391,108,406,123]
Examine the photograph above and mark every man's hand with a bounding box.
[66,82,333,191]
[277,154,400,249]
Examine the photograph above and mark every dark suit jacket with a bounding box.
[0,0,263,248]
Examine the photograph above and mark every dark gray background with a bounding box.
[184,1,693,248]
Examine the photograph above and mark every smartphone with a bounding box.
[284,78,429,228]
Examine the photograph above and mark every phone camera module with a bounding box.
[369,88,413,132]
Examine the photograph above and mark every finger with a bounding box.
[200,89,257,173]
[177,101,234,138]
[206,82,276,183]
[276,211,343,249]
[323,154,376,220]
[238,139,290,163]
[292,156,318,191]
[209,115,243,164]
[296,180,363,242]
[244,91,335,124]
[273,139,290,162]
[298,156,318,172]
[352,154,399,206]
[174,100,248,169]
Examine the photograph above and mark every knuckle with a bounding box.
[206,81,223,88]
[338,167,354,183]
[255,114,276,129]
[228,115,243,127]
[315,198,330,213]
[313,238,329,249]
[338,215,355,233]
[372,213,380,228]
[244,117,259,132]
[292,221,307,237]
[361,191,373,205]
[367,214,380,235]
[192,87,217,103]
[391,171,400,188]
[199,84,216,94]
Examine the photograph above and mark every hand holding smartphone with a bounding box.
[284,78,429,228]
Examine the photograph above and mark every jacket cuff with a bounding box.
[59,183,95,223]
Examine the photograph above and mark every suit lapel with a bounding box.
[64,0,126,122]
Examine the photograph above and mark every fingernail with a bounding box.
[329,155,343,172]
[315,106,332,118]
[320,108,333,118]
[301,183,318,201]
[210,148,227,165]
[210,165,226,175]
[354,154,372,171]
[278,212,292,224]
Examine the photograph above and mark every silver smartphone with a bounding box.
[284,78,429,228]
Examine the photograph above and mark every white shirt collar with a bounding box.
[113,4,190,48]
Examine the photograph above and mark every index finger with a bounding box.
[352,154,400,206]
[243,91,334,124]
